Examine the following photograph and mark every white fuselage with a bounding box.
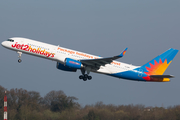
[2,37,178,82]
[2,37,138,76]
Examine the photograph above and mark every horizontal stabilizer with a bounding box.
[150,75,174,78]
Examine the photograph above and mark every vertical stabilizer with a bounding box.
[140,48,178,75]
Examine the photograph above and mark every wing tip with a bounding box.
[119,47,128,57]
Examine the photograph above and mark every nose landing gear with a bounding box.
[17,51,22,63]
[18,59,22,63]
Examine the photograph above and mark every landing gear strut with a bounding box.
[79,68,92,81]
[17,51,22,63]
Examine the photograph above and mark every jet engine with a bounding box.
[56,62,77,72]
[64,58,82,69]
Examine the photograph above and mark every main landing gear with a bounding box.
[79,74,92,81]
[17,51,22,63]
[79,68,92,81]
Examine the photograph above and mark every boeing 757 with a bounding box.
[1,37,179,82]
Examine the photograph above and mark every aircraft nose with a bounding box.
[1,41,6,47]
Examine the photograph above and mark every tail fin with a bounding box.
[141,48,178,75]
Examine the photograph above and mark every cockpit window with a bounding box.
[7,39,14,42]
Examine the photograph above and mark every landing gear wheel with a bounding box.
[79,75,83,79]
[84,74,88,78]
[88,76,92,80]
[18,59,22,63]
[80,68,93,81]
[83,77,87,81]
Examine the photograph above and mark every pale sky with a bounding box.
[0,0,180,107]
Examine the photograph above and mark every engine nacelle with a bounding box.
[65,58,82,69]
[56,62,77,72]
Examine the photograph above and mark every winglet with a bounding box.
[119,48,128,57]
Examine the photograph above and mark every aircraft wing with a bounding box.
[80,48,128,68]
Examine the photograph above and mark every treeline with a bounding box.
[0,85,180,120]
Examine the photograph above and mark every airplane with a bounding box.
[1,37,179,82]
